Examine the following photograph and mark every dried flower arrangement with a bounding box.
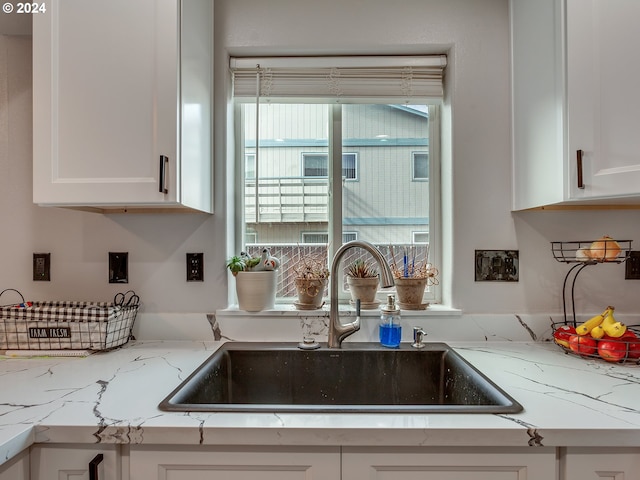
[388,245,439,285]
[292,252,330,280]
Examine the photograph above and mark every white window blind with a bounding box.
[230,55,447,103]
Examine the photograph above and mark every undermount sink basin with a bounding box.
[159,342,523,414]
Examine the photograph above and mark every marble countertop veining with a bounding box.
[2,339,640,465]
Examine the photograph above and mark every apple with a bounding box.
[620,330,640,359]
[569,334,597,356]
[553,325,577,348]
[598,339,627,362]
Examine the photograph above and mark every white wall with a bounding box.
[1,0,639,323]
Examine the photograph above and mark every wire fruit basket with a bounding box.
[551,322,640,365]
[0,289,139,351]
[551,239,637,364]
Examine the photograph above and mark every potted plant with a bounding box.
[226,248,280,312]
[346,259,380,309]
[292,253,330,310]
[389,246,439,310]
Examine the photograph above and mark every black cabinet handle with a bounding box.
[576,149,585,189]
[89,454,104,480]
[159,155,169,194]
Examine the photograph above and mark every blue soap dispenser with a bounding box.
[379,294,401,348]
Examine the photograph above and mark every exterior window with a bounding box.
[302,154,327,177]
[237,103,438,303]
[302,153,358,180]
[413,232,429,244]
[245,153,256,179]
[413,152,429,180]
[343,232,358,243]
[302,232,329,244]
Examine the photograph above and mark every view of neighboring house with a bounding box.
[242,104,430,247]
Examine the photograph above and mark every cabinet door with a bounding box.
[567,0,640,200]
[30,444,121,480]
[129,445,340,480]
[342,446,557,479]
[33,0,179,206]
[564,447,640,480]
[0,448,29,480]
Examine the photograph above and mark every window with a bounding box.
[343,231,358,243]
[413,232,429,244]
[302,153,358,180]
[245,153,256,179]
[231,55,445,304]
[413,152,429,180]
[302,232,328,244]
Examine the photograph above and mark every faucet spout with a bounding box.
[327,241,395,348]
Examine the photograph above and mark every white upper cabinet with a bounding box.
[511,0,640,210]
[33,0,213,213]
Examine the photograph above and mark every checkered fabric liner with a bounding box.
[0,299,138,351]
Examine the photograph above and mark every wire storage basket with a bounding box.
[551,321,640,365]
[0,289,139,351]
[550,238,638,364]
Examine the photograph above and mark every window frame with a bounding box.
[232,102,442,305]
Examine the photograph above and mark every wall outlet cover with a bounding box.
[475,250,519,282]
[625,251,640,280]
[187,253,204,282]
[33,253,51,281]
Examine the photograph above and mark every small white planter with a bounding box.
[235,270,277,312]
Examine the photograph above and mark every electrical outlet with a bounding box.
[475,250,519,282]
[625,251,640,279]
[187,253,204,281]
[33,253,51,281]
[109,252,128,283]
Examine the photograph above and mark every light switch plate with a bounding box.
[109,252,128,283]
[475,250,519,282]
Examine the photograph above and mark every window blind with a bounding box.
[230,55,447,103]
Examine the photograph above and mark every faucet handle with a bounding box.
[412,326,427,349]
[355,299,361,316]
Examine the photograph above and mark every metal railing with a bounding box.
[245,177,329,223]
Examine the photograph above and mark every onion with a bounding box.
[588,235,621,261]
[575,248,590,262]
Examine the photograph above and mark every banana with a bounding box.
[601,309,627,338]
[590,324,605,339]
[576,306,613,335]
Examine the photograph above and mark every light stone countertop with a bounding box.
[2,338,640,465]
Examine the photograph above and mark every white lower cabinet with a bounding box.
[342,446,557,479]
[563,447,640,480]
[0,448,29,480]
[128,445,557,480]
[30,444,121,480]
[128,445,340,480]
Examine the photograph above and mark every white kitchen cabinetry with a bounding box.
[30,444,121,480]
[0,448,29,480]
[563,447,640,480]
[128,445,340,479]
[342,446,557,479]
[511,0,640,210]
[33,0,213,213]
[129,445,557,479]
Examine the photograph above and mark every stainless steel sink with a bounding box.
[159,342,522,413]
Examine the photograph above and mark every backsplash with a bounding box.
[131,310,584,344]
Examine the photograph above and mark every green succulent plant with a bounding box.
[347,259,378,278]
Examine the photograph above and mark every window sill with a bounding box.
[217,303,461,318]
